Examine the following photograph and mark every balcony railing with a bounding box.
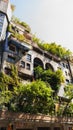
[0,111,73,124]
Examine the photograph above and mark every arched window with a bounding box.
[45,63,54,71]
[34,57,43,68]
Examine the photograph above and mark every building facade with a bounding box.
[1,33,73,90]
[0,1,73,130]
[0,0,12,41]
[0,1,73,87]
[0,2,73,96]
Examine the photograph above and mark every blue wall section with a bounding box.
[4,31,8,51]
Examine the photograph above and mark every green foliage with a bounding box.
[11,16,31,32]
[0,66,55,114]
[10,65,20,86]
[0,90,12,105]
[0,66,69,116]
[34,66,65,92]
[0,72,13,108]
[11,16,21,24]
[10,80,54,114]
[0,65,21,108]
[64,84,73,100]
[10,16,72,60]
[0,72,12,90]
[8,24,26,42]
[32,34,41,44]
[0,65,67,115]
[34,66,43,79]
[10,16,72,59]
[57,102,73,116]
[14,33,25,42]
[20,22,31,32]
[59,84,73,116]
[64,103,73,115]
[38,42,72,59]
[8,24,14,33]
[32,34,72,58]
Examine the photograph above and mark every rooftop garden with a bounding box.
[8,15,72,59]
[11,16,31,32]
[8,23,31,43]
[32,35,72,59]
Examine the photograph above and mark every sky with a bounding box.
[10,0,73,52]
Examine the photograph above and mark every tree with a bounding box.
[34,66,43,79]
[61,84,73,115]
[34,66,65,92]
[10,80,54,114]
[64,84,73,100]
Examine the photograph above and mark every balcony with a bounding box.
[9,37,32,52]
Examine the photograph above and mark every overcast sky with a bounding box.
[10,0,73,52]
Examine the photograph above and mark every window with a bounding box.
[4,67,11,75]
[65,71,67,76]
[9,44,16,52]
[12,26,16,31]
[66,64,69,69]
[62,63,65,67]
[20,61,25,68]
[66,79,69,83]
[27,54,31,62]
[0,13,5,17]
[26,63,30,70]
[7,55,16,63]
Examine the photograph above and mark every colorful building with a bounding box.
[0,0,73,130]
